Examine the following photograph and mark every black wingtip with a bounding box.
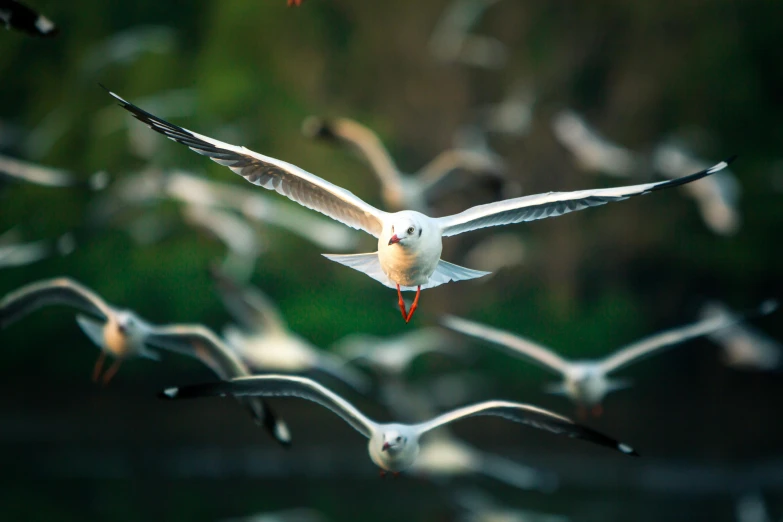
[158,387,180,400]
[618,443,640,457]
[724,154,738,165]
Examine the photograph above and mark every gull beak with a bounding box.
[381,442,391,451]
[388,234,400,246]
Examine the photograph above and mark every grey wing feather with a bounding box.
[417,401,638,456]
[209,267,287,334]
[441,315,570,374]
[161,375,376,438]
[107,89,386,237]
[1,277,113,328]
[436,158,735,237]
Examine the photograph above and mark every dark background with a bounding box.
[1,1,781,520]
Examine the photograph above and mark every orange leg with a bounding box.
[404,286,421,323]
[396,284,408,321]
[101,359,123,386]
[591,404,604,417]
[287,0,303,6]
[379,470,387,479]
[92,351,107,383]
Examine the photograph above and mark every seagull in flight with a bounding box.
[160,375,638,476]
[442,306,774,416]
[106,88,735,323]
[0,277,161,384]
[211,268,371,393]
[302,116,506,213]
[0,0,57,37]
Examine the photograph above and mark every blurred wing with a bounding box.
[442,315,570,375]
[161,374,376,438]
[435,158,735,237]
[600,302,775,373]
[145,324,291,446]
[107,89,387,237]
[1,277,113,328]
[302,116,403,192]
[417,401,637,456]
[0,154,74,186]
[209,267,286,334]
[416,149,505,192]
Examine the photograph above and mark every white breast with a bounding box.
[377,213,442,287]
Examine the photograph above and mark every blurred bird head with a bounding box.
[381,430,407,453]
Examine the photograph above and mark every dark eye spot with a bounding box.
[407,227,414,234]
[396,436,402,442]
[418,228,422,237]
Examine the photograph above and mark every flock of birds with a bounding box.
[2,1,781,521]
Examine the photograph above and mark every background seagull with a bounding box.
[0,0,57,37]
[701,301,782,371]
[0,229,76,269]
[442,306,775,416]
[428,0,507,70]
[551,109,641,177]
[301,116,506,213]
[160,374,638,475]
[0,153,108,190]
[142,323,291,447]
[0,277,160,384]
[107,88,734,323]
[211,269,371,393]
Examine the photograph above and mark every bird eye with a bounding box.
[396,436,402,442]
[406,227,414,235]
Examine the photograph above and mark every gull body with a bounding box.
[701,301,781,371]
[442,308,773,413]
[160,375,638,473]
[108,88,734,321]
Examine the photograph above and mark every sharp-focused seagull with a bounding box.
[0,0,57,37]
[211,269,371,393]
[302,116,506,213]
[442,308,772,416]
[551,110,641,177]
[701,301,781,371]
[141,323,291,446]
[0,277,161,384]
[333,328,463,377]
[106,88,734,323]
[652,141,741,236]
[160,374,638,474]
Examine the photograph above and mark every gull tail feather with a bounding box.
[323,253,490,291]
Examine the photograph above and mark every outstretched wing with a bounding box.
[417,400,637,456]
[209,267,287,334]
[106,89,387,237]
[441,315,570,375]
[435,158,735,237]
[160,374,376,438]
[1,277,113,328]
[145,324,291,446]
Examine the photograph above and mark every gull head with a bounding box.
[386,213,426,247]
[115,311,137,335]
[380,429,408,454]
[565,363,608,405]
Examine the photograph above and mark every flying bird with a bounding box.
[429,0,507,70]
[302,116,507,213]
[160,375,638,476]
[0,153,108,190]
[106,88,734,323]
[211,269,371,393]
[0,278,160,384]
[0,0,57,37]
[442,307,773,416]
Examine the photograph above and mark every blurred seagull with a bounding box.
[142,324,291,446]
[160,374,638,476]
[211,269,370,393]
[551,110,641,177]
[461,233,526,277]
[474,81,535,138]
[302,116,506,213]
[453,488,570,522]
[0,0,57,37]
[107,88,734,323]
[0,153,108,190]
[81,25,176,74]
[429,0,507,70]
[0,230,76,269]
[0,277,160,384]
[334,328,462,377]
[701,301,781,371]
[442,305,775,416]
[652,141,741,235]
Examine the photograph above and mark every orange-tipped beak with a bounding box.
[388,234,400,246]
[382,442,391,451]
